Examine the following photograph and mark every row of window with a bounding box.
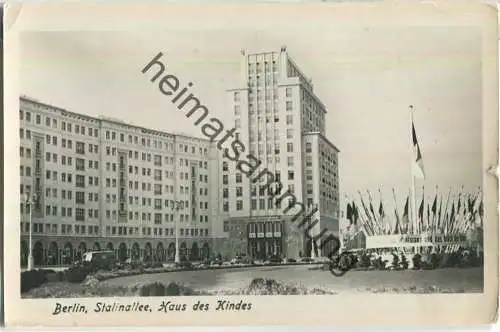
[21,222,100,235]
[105,210,209,223]
[247,60,279,74]
[20,204,89,221]
[21,104,212,155]
[105,225,210,237]
[124,181,208,196]
[222,200,244,212]
[20,110,100,137]
[249,128,295,143]
[103,130,208,157]
[115,196,209,211]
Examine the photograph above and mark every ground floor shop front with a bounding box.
[20,235,212,267]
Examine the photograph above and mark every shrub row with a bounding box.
[23,278,337,298]
[21,259,327,293]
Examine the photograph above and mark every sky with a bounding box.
[19,26,483,220]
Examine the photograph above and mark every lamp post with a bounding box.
[24,192,37,271]
[172,200,184,264]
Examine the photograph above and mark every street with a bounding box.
[102,265,483,293]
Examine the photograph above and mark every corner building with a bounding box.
[213,48,340,259]
[19,96,217,267]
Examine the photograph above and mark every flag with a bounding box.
[352,201,359,225]
[467,195,474,214]
[438,196,443,230]
[393,209,401,235]
[431,195,437,215]
[378,201,385,219]
[426,203,430,232]
[346,202,353,224]
[418,195,424,223]
[478,198,484,226]
[402,196,409,233]
[369,201,376,221]
[391,188,401,235]
[448,202,455,234]
[411,115,426,179]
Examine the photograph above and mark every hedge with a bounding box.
[21,270,48,293]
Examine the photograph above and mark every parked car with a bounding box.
[268,255,283,264]
[80,250,117,271]
[175,260,193,269]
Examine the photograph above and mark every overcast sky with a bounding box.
[20,25,483,219]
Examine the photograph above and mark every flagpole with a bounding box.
[410,105,418,236]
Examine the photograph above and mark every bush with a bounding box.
[45,271,65,283]
[175,260,193,269]
[140,282,166,296]
[21,270,47,293]
[412,253,422,270]
[240,257,254,265]
[356,253,371,269]
[65,266,92,283]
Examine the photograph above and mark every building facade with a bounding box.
[216,48,340,260]
[19,96,218,267]
[19,48,340,266]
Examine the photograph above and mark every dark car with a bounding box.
[268,255,283,264]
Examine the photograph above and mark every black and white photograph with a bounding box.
[4,1,498,327]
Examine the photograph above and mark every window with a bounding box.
[286,101,292,111]
[287,157,294,166]
[235,173,242,183]
[75,191,85,204]
[76,175,85,188]
[286,129,293,139]
[76,141,85,154]
[236,200,243,211]
[76,158,85,171]
[287,143,293,153]
[75,208,85,221]
[306,142,312,152]
[286,87,292,97]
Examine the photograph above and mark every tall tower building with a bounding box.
[214,48,340,260]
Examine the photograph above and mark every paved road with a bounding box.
[102,265,483,293]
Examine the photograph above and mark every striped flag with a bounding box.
[411,108,426,179]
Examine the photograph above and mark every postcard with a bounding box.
[3,0,498,327]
